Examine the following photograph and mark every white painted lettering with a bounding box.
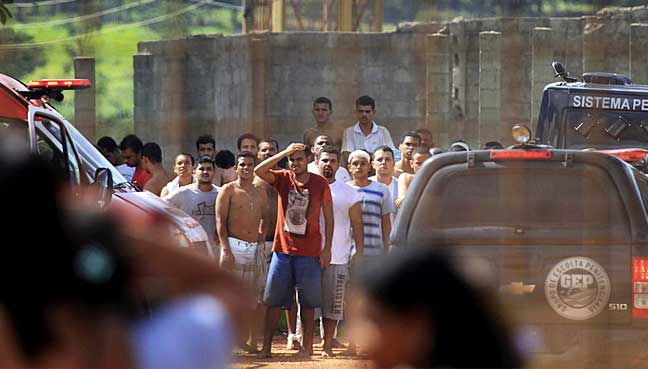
[622,99,631,110]
[602,97,610,109]
[573,95,581,107]
[633,99,641,110]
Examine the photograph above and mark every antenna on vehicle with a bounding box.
[552,61,579,83]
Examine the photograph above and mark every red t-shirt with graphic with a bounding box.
[132,167,152,188]
[272,170,332,257]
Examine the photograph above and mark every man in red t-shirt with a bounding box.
[119,134,152,188]
[255,142,333,358]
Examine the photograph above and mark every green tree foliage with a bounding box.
[1,0,13,25]
[0,27,45,77]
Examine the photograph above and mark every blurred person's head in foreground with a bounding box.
[0,148,236,369]
[0,150,135,368]
[351,248,522,369]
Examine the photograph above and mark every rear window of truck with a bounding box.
[412,165,628,230]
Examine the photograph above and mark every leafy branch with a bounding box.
[0,0,13,25]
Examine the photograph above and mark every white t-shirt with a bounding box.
[341,121,395,154]
[163,175,195,195]
[117,164,135,182]
[163,184,219,244]
[348,181,395,256]
[320,180,363,265]
[307,161,351,183]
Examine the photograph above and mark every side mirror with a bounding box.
[552,61,579,83]
[94,168,113,209]
[552,61,565,77]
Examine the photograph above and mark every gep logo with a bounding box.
[545,257,611,320]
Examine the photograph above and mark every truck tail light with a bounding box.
[600,148,648,163]
[490,150,552,160]
[632,257,648,319]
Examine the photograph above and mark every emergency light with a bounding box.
[20,79,91,102]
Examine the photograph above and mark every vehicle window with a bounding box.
[63,118,127,185]
[412,165,628,230]
[35,116,82,185]
[564,109,648,150]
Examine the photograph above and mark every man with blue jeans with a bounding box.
[255,143,334,358]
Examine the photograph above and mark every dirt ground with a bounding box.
[231,337,371,369]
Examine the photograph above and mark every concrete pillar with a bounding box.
[272,0,285,32]
[426,33,450,148]
[479,31,502,146]
[531,27,553,125]
[374,0,383,32]
[583,16,606,73]
[73,57,96,142]
[250,34,269,139]
[133,52,153,140]
[630,24,648,84]
[338,0,352,32]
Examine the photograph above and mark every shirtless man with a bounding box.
[303,97,344,148]
[394,131,421,177]
[396,146,432,208]
[141,142,174,196]
[216,151,268,352]
[160,153,194,197]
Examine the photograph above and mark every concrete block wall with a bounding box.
[133,10,648,160]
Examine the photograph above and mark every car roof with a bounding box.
[545,81,648,95]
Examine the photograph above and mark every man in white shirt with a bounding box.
[316,146,364,358]
[307,134,351,183]
[341,95,395,164]
[369,145,398,221]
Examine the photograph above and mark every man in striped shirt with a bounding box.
[347,150,395,258]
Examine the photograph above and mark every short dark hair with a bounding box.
[430,147,444,155]
[195,135,216,151]
[313,134,334,144]
[119,134,143,154]
[237,151,257,162]
[400,131,421,144]
[413,146,432,156]
[97,136,118,152]
[372,145,394,160]
[317,145,340,160]
[259,138,279,151]
[415,128,433,136]
[177,152,195,166]
[214,150,235,169]
[355,95,375,110]
[237,133,260,151]
[141,142,162,164]
[313,96,332,110]
[196,155,215,168]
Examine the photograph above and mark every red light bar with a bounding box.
[600,148,648,163]
[27,79,91,90]
[490,150,552,160]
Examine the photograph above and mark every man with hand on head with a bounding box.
[255,143,334,358]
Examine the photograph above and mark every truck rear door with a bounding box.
[401,154,640,327]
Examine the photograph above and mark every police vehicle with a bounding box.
[535,61,648,153]
[391,126,648,367]
[0,74,210,253]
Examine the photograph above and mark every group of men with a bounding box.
[96,94,439,358]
